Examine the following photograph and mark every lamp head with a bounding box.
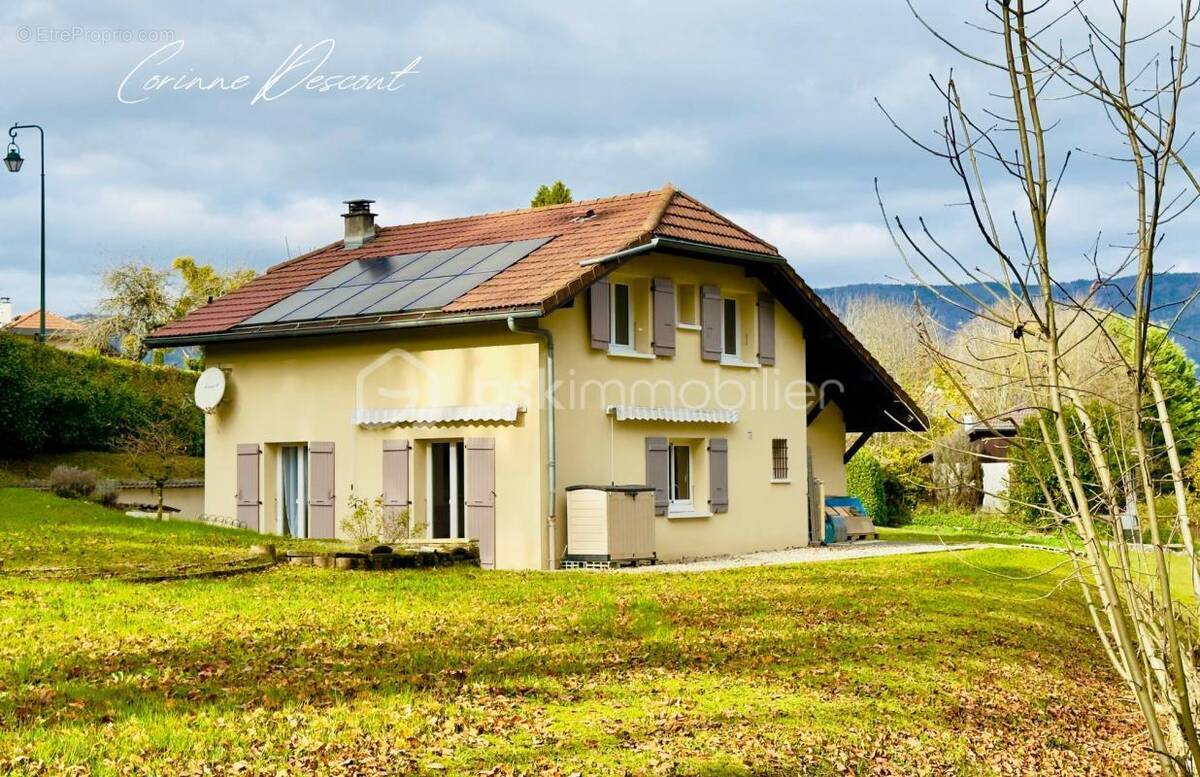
[4,142,22,173]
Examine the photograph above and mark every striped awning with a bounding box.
[354,404,525,428]
[606,405,738,424]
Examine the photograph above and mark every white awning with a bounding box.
[606,405,738,424]
[354,404,526,428]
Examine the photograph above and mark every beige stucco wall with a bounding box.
[118,485,205,519]
[808,403,848,496]
[546,252,815,561]
[203,325,547,570]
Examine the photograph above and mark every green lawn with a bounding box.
[878,523,1067,548]
[0,488,336,576]
[0,490,1155,775]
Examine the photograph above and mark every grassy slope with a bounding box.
[0,488,333,573]
[0,450,205,486]
[0,491,1155,775]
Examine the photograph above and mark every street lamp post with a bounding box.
[5,123,45,343]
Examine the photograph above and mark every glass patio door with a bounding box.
[279,445,309,538]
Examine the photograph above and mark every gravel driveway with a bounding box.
[619,540,996,573]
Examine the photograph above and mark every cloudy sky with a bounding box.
[0,1,1195,314]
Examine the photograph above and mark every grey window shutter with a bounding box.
[465,438,496,569]
[382,440,410,518]
[235,444,261,532]
[757,293,776,366]
[700,284,722,362]
[589,278,610,350]
[652,277,676,356]
[645,437,669,516]
[308,442,336,539]
[708,437,729,513]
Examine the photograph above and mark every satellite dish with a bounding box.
[194,367,227,413]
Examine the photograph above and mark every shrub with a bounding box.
[0,334,202,457]
[847,452,888,524]
[91,479,120,508]
[342,495,426,544]
[49,466,97,500]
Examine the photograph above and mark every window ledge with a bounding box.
[770,478,792,485]
[676,323,702,331]
[720,357,760,369]
[608,348,655,360]
[665,510,712,520]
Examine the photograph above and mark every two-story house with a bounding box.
[147,185,926,569]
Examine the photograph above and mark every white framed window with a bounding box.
[611,281,634,350]
[722,297,739,357]
[669,441,693,512]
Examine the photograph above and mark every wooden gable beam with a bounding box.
[844,431,874,463]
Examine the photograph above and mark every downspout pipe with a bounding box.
[508,316,557,570]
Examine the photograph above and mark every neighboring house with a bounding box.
[920,410,1034,512]
[148,185,926,569]
[0,298,83,346]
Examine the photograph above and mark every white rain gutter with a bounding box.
[508,316,558,571]
[577,238,660,267]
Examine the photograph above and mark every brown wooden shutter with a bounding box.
[652,277,676,356]
[757,293,776,366]
[700,284,722,361]
[235,444,261,531]
[708,437,729,513]
[645,437,669,516]
[308,442,335,539]
[589,278,610,351]
[465,437,496,569]
[382,440,410,520]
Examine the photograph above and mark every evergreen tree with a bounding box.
[530,181,572,208]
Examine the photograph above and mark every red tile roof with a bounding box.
[4,310,83,332]
[152,185,777,338]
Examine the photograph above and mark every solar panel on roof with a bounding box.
[318,280,412,318]
[408,272,496,310]
[240,288,333,326]
[384,247,469,282]
[468,238,554,274]
[279,284,372,322]
[418,243,506,279]
[341,251,428,286]
[235,237,553,327]
[359,276,446,315]
[307,260,379,290]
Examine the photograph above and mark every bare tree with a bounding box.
[121,420,188,520]
[885,1,1200,771]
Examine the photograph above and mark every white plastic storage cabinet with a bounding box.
[565,485,656,565]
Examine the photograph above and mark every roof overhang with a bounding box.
[145,306,544,348]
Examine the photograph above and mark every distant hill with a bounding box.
[817,273,1200,363]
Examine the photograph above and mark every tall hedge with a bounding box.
[847,452,889,525]
[0,334,202,456]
